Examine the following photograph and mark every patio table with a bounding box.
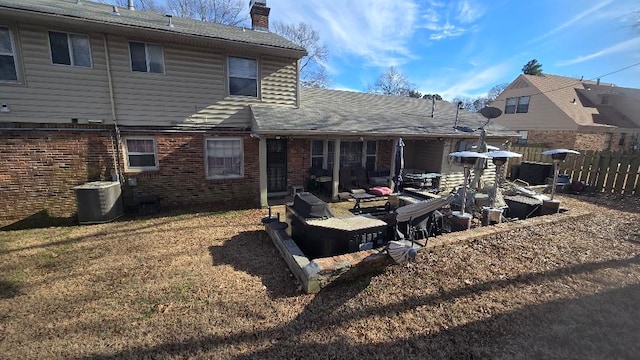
[351,193,389,211]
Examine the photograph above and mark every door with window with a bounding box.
[267,138,287,193]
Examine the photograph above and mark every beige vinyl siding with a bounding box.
[261,56,297,106]
[0,23,112,123]
[493,79,577,131]
[106,36,298,127]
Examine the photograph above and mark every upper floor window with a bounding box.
[515,130,528,145]
[505,96,530,114]
[124,137,159,171]
[205,138,244,179]
[129,41,164,73]
[228,56,257,97]
[49,31,92,67]
[0,26,18,81]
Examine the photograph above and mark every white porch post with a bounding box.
[332,139,341,199]
[389,138,398,188]
[259,136,268,207]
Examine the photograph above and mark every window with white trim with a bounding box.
[0,26,18,81]
[228,56,257,97]
[515,130,528,145]
[205,138,244,179]
[311,140,376,170]
[311,140,324,169]
[365,141,376,171]
[505,96,530,114]
[48,31,92,67]
[124,137,158,170]
[129,41,164,73]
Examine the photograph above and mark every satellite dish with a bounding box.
[479,106,502,119]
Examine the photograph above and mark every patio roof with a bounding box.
[251,88,518,138]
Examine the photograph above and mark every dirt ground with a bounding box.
[1,194,640,359]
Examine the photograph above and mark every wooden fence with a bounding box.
[507,146,640,196]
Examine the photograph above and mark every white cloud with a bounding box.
[456,0,484,24]
[429,21,465,41]
[270,0,420,68]
[557,37,640,66]
[420,62,512,100]
[529,0,613,43]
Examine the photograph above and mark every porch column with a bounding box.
[259,136,268,207]
[332,139,341,199]
[389,139,398,188]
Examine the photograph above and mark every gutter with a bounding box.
[252,129,516,139]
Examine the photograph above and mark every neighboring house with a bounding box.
[0,0,516,225]
[492,74,640,151]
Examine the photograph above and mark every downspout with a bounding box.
[296,58,301,108]
[103,33,123,184]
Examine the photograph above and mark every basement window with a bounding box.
[124,137,159,171]
[205,138,244,179]
[49,31,92,67]
[0,26,18,81]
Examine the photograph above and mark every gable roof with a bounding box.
[519,74,637,129]
[251,88,517,138]
[0,0,306,54]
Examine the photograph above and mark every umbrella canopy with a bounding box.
[393,138,405,193]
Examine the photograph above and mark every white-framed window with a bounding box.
[129,41,164,73]
[48,31,92,67]
[365,140,377,171]
[205,137,244,179]
[228,56,257,97]
[516,96,530,113]
[310,140,336,171]
[124,137,159,170]
[0,26,18,81]
[516,130,528,145]
[505,96,530,114]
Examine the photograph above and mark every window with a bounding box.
[311,140,324,169]
[48,31,92,67]
[228,56,257,97]
[206,138,243,179]
[619,133,625,146]
[124,137,158,170]
[129,41,164,73]
[310,140,334,170]
[516,130,528,145]
[340,141,364,169]
[516,96,530,113]
[505,97,517,114]
[0,26,18,81]
[365,141,377,171]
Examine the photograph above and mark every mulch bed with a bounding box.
[1,194,639,359]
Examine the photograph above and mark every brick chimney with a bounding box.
[250,0,270,31]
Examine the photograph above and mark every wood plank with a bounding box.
[614,152,632,194]
[604,152,622,193]
[624,154,640,196]
[585,150,599,186]
[595,151,611,192]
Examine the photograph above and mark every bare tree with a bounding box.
[167,0,247,26]
[366,67,415,96]
[487,83,509,102]
[272,22,331,88]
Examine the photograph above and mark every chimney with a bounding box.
[250,0,270,31]
[128,0,135,10]
[431,96,435,118]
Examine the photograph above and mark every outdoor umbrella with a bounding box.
[393,138,405,193]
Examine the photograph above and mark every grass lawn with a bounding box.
[1,195,640,359]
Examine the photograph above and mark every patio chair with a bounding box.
[339,168,361,193]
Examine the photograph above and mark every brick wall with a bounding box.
[287,139,311,190]
[376,139,393,170]
[0,126,117,225]
[527,130,577,149]
[0,125,260,226]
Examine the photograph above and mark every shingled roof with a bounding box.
[0,0,306,53]
[251,88,517,138]
[522,74,638,129]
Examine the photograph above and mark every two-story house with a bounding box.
[1,0,516,226]
[492,74,640,151]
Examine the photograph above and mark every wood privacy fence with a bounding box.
[507,146,640,196]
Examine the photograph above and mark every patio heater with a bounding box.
[483,150,523,225]
[540,148,580,214]
[448,151,489,231]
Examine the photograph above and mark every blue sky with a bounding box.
[267,0,640,100]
